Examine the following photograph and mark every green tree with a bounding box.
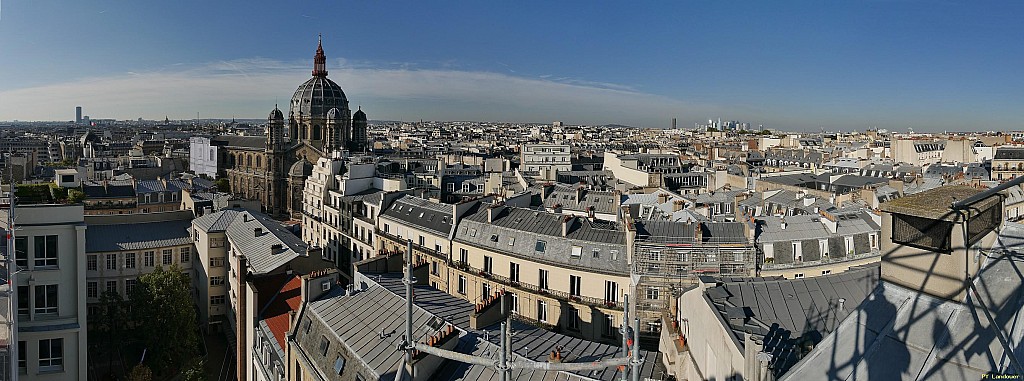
[214,178,230,192]
[130,265,199,375]
[127,364,153,381]
[68,189,86,203]
[98,290,128,373]
[182,359,206,381]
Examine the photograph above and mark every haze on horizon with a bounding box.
[1,1,1022,131]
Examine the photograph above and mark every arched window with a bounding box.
[247,154,253,167]
[301,126,308,140]
[256,156,262,168]
[313,125,322,140]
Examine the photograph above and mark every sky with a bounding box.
[1,1,1023,131]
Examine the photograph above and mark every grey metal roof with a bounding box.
[757,215,831,243]
[223,211,308,274]
[542,185,619,215]
[369,273,665,381]
[380,195,453,236]
[192,209,241,232]
[456,206,628,275]
[784,223,1024,380]
[709,264,881,378]
[86,219,192,252]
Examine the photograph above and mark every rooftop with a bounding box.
[879,185,993,220]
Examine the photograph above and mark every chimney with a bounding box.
[553,203,563,214]
[673,200,684,212]
[780,218,787,230]
[270,243,283,255]
[694,223,703,241]
[658,193,670,204]
[254,227,263,237]
[561,215,572,237]
[587,206,595,220]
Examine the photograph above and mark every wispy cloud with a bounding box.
[0,58,720,126]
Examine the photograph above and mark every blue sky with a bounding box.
[1,1,1022,131]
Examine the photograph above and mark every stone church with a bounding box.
[216,37,368,218]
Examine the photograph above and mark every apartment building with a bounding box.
[2,203,88,380]
[83,211,195,318]
[520,143,571,181]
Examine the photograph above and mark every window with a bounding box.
[822,270,832,275]
[569,275,581,297]
[646,286,660,301]
[482,283,491,300]
[483,256,492,273]
[210,237,226,248]
[457,275,466,295]
[566,306,580,330]
[38,338,63,371]
[34,284,58,314]
[334,355,346,375]
[605,314,617,336]
[14,237,27,268]
[538,269,549,290]
[17,341,25,371]
[793,273,804,279]
[210,257,224,268]
[318,336,330,356]
[469,228,477,237]
[604,281,618,303]
[106,253,117,270]
[33,235,58,267]
[383,223,390,234]
[508,237,515,246]
[431,261,438,276]
[126,279,137,295]
[87,282,98,298]
[180,247,191,263]
[87,255,97,271]
[489,234,499,243]
[17,287,27,316]
[418,236,425,246]
[592,248,600,258]
[509,262,520,283]
[162,249,173,265]
[106,280,117,294]
[537,300,548,323]
[509,293,519,314]
[125,253,136,269]
[571,246,582,258]
[535,240,547,252]
[459,248,468,264]
[144,251,155,267]
[210,276,225,286]
[211,295,225,305]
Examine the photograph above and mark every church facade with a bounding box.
[215,38,368,218]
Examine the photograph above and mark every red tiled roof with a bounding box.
[261,276,303,351]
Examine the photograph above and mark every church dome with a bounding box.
[289,37,349,119]
[353,107,367,121]
[326,107,342,120]
[289,158,313,178]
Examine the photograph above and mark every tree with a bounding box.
[214,178,230,192]
[68,189,85,203]
[127,364,153,381]
[130,265,199,375]
[98,290,128,374]
[182,359,206,381]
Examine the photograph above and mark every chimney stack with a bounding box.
[561,215,572,237]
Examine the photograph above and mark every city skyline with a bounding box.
[2,1,1024,130]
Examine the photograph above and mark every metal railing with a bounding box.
[451,260,623,310]
[760,249,880,270]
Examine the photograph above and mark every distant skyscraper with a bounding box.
[671,118,677,129]
[76,106,82,124]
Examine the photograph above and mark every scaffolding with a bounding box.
[631,234,757,339]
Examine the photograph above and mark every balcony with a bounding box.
[377,230,448,262]
[452,260,623,310]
